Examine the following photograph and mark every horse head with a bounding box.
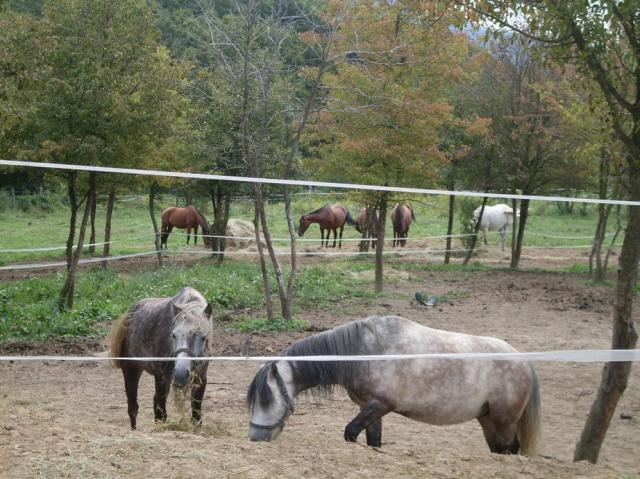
[247,361,295,441]
[170,301,213,388]
[201,223,213,249]
[298,216,310,237]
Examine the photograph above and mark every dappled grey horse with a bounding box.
[109,287,213,429]
[247,316,540,455]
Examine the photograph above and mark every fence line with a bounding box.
[2,160,637,206]
[1,349,639,363]
[0,243,603,272]
[0,232,480,253]
[2,229,613,254]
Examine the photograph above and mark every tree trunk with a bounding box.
[102,187,116,269]
[88,181,97,255]
[590,149,613,281]
[510,197,518,263]
[463,196,487,265]
[374,195,388,293]
[510,198,529,269]
[283,186,297,321]
[255,186,289,320]
[210,182,231,263]
[603,205,622,273]
[59,172,95,309]
[148,182,163,267]
[574,159,640,463]
[63,172,79,272]
[444,193,455,264]
[253,187,274,320]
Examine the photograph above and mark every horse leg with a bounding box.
[477,415,520,454]
[163,225,174,249]
[153,374,170,423]
[122,365,143,430]
[186,227,191,245]
[332,228,337,248]
[160,225,168,249]
[338,225,344,248]
[320,228,325,247]
[499,227,506,251]
[191,370,208,425]
[344,399,389,445]
[194,225,198,245]
[483,226,488,246]
[365,418,383,447]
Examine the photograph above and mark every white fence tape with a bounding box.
[0,243,604,272]
[1,349,639,363]
[0,251,161,271]
[2,160,637,206]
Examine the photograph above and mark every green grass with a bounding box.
[0,190,626,267]
[0,258,375,343]
[0,190,630,342]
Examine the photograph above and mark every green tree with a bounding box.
[4,0,191,307]
[310,0,470,291]
[463,0,640,463]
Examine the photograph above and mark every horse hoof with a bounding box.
[344,426,359,442]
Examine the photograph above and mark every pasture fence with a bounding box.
[1,159,638,364]
[1,349,640,363]
[2,160,637,206]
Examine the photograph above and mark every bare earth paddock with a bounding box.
[1,249,639,478]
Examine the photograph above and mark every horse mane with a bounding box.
[171,288,211,330]
[108,311,131,369]
[286,320,379,394]
[248,319,382,409]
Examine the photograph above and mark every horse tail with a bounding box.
[108,311,131,369]
[518,365,541,456]
[410,206,416,221]
[345,210,357,227]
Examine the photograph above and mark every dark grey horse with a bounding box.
[109,287,213,429]
[247,316,540,455]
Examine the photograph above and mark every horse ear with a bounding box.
[270,362,278,376]
[204,303,213,318]
[171,301,183,317]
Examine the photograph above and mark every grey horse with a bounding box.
[247,315,540,455]
[109,287,213,429]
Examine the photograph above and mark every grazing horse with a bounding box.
[355,207,380,248]
[472,204,515,251]
[391,203,415,247]
[109,287,213,430]
[247,315,540,456]
[298,204,356,248]
[160,206,212,249]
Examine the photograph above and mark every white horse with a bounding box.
[472,204,515,251]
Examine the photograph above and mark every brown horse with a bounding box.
[355,207,380,249]
[108,287,213,430]
[391,203,415,247]
[160,206,212,249]
[298,203,356,248]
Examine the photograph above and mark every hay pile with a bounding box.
[225,219,256,248]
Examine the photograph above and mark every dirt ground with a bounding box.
[1,251,639,478]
